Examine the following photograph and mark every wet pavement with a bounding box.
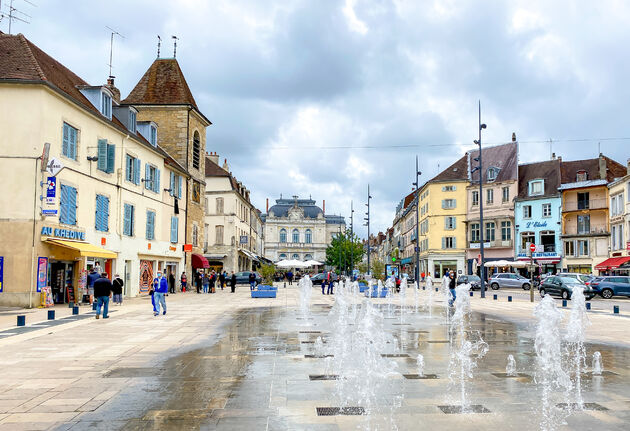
[55,296,630,430]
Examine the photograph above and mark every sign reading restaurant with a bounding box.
[41,226,86,241]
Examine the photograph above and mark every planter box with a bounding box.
[257,285,277,291]
[251,290,277,298]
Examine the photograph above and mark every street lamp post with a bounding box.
[412,155,422,283]
[350,201,354,278]
[474,101,488,298]
[364,184,372,275]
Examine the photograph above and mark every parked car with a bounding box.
[234,271,262,285]
[589,276,630,299]
[309,273,339,284]
[538,276,596,300]
[457,275,481,290]
[488,273,532,290]
[556,272,592,285]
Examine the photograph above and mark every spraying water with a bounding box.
[417,353,425,377]
[399,277,408,324]
[425,277,434,318]
[413,281,419,313]
[506,355,517,377]
[298,275,312,321]
[534,295,571,431]
[565,285,589,410]
[592,352,603,376]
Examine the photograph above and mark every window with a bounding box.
[442,237,456,249]
[129,111,137,134]
[470,223,480,242]
[305,229,312,244]
[576,170,588,181]
[62,122,78,160]
[542,203,552,217]
[144,164,160,193]
[577,192,589,210]
[280,228,287,243]
[101,92,112,119]
[292,253,300,260]
[442,199,456,209]
[146,210,155,240]
[487,167,499,182]
[577,240,589,256]
[444,216,456,230]
[169,172,183,199]
[501,221,511,241]
[95,194,109,232]
[486,189,494,204]
[149,125,157,147]
[540,230,555,252]
[528,180,544,196]
[123,203,135,236]
[577,215,590,234]
[485,222,495,241]
[60,184,77,225]
[523,205,532,219]
[502,186,510,202]
[292,229,299,243]
[472,191,479,206]
[126,154,141,185]
[521,232,535,252]
[564,240,575,257]
[612,224,624,250]
[279,253,287,260]
[192,131,201,170]
[191,224,199,247]
[170,217,179,243]
[304,254,313,261]
[192,181,201,203]
[215,225,224,245]
[442,185,456,192]
[611,193,625,217]
[216,198,224,214]
[96,139,115,173]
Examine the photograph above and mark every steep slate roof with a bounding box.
[430,154,468,182]
[122,59,198,109]
[0,32,187,171]
[517,159,561,198]
[267,198,324,219]
[468,142,518,183]
[560,156,626,184]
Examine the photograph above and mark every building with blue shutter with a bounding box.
[0,33,191,307]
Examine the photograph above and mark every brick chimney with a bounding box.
[598,154,607,180]
[323,200,326,215]
[266,198,269,213]
[106,76,120,104]
[222,158,229,172]
[207,151,219,166]
[512,132,516,142]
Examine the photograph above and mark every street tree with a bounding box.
[325,231,365,274]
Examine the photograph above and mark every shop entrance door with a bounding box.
[50,261,74,304]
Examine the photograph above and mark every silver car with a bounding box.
[488,273,532,290]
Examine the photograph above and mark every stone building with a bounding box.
[121,57,211,275]
[262,197,345,263]
[203,154,264,273]
[599,159,630,273]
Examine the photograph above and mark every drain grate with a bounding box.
[316,407,365,416]
[403,374,438,379]
[381,353,409,358]
[491,373,531,379]
[392,323,411,326]
[301,341,315,344]
[406,330,429,334]
[438,405,491,414]
[309,375,339,380]
[305,354,334,358]
[427,340,449,343]
[556,402,608,411]
[299,331,322,334]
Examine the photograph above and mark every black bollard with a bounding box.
[47,310,55,320]
[17,315,25,326]
[493,294,497,300]
[586,303,591,311]
[72,306,79,315]
[469,291,473,297]
[508,296,512,302]
[435,287,439,292]
[422,286,425,291]
[614,305,619,314]
[562,300,567,307]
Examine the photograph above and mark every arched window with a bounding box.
[292,253,300,260]
[192,131,201,170]
[304,254,313,261]
[279,228,287,243]
[279,253,287,260]
[305,229,312,244]
[292,229,299,243]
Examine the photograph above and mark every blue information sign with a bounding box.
[46,176,56,198]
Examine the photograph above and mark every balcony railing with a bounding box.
[562,226,609,236]
[563,199,608,211]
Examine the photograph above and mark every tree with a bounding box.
[260,264,276,285]
[357,262,369,274]
[371,259,385,280]
[325,231,365,274]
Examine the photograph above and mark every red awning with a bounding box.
[192,253,210,269]
[595,256,630,271]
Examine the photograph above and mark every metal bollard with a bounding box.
[48,310,55,320]
[469,291,473,297]
[586,303,591,310]
[422,286,426,290]
[17,315,25,326]
[614,305,619,314]
[72,306,79,315]
[493,294,498,300]
[508,296,512,302]
[435,287,439,292]
[562,300,567,307]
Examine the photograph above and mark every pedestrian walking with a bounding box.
[112,273,124,305]
[195,270,202,294]
[327,278,334,295]
[249,271,257,291]
[230,271,237,293]
[94,272,112,319]
[168,271,176,294]
[219,271,226,290]
[203,272,209,293]
[154,272,168,316]
[448,271,456,307]
[180,272,187,292]
[321,279,326,295]
[287,270,294,285]
[209,271,216,293]
[87,267,99,305]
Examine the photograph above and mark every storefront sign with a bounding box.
[41,226,86,241]
[46,176,56,205]
[524,221,549,229]
[45,157,64,176]
[42,209,58,216]
[240,235,248,244]
[0,256,4,293]
[517,252,560,259]
[36,256,48,292]
[470,242,491,249]
[183,244,193,252]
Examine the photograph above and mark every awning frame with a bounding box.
[46,239,117,259]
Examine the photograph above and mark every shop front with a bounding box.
[138,254,182,294]
[205,254,227,273]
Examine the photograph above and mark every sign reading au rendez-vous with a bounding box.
[41,226,86,241]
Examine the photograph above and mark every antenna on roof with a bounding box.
[157,35,161,58]
[106,26,124,79]
[172,35,179,58]
[1,0,35,34]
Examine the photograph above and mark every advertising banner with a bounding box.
[36,257,48,292]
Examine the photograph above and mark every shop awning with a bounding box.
[595,256,630,271]
[205,254,227,260]
[192,253,210,269]
[47,239,117,259]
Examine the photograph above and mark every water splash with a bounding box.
[565,285,590,410]
[413,281,419,313]
[399,277,408,324]
[425,277,434,318]
[506,354,516,377]
[298,275,312,322]
[417,353,425,377]
[592,352,603,376]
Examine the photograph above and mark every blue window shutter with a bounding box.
[67,186,77,225]
[441,237,445,249]
[170,217,178,243]
[130,205,135,236]
[60,185,69,224]
[169,172,175,196]
[144,163,151,190]
[146,211,153,240]
[62,124,69,158]
[134,159,141,185]
[154,169,160,193]
[123,204,131,236]
[453,237,456,248]
[103,196,109,231]
[125,155,131,181]
[69,127,77,160]
[106,144,115,173]
[97,139,107,171]
[95,195,101,230]
[177,176,182,199]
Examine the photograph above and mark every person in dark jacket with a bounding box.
[154,272,168,316]
[168,272,176,294]
[112,274,124,305]
[195,270,202,294]
[94,273,113,319]
[87,268,100,305]
[448,271,456,306]
[219,271,226,290]
[230,271,237,293]
[209,270,216,293]
[180,272,187,292]
[248,272,257,291]
[287,270,294,285]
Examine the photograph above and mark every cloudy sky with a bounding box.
[3,0,629,236]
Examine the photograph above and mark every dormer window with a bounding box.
[487,167,500,182]
[129,111,137,134]
[101,92,112,119]
[528,179,544,196]
[576,170,588,181]
[150,125,157,146]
